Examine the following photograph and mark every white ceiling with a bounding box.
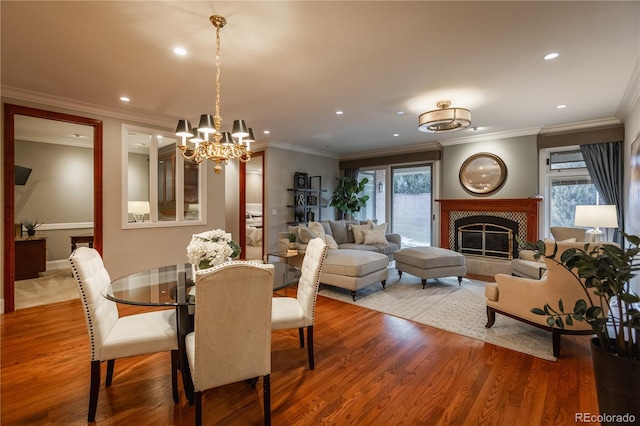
[2,1,639,158]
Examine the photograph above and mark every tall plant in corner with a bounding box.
[329,177,369,220]
[528,232,640,360]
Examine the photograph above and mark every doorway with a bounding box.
[239,151,265,261]
[3,104,103,313]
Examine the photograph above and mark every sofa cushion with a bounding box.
[350,223,371,244]
[298,226,317,244]
[371,222,388,233]
[329,220,349,244]
[308,221,339,249]
[323,249,388,277]
[320,221,333,237]
[337,243,379,252]
[372,242,399,255]
[363,229,387,245]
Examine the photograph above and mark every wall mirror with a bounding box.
[122,124,206,228]
[459,152,507,194]
[239,151,264,261]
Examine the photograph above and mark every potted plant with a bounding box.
[329,176,369,220]
[287,233,297,250]
[21,219,42,237]
[527,232,640,421]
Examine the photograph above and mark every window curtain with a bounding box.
[343,167,359,181]
[580,142,624,244]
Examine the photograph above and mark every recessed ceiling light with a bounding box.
[120,96,130,102]
[395,111,405,115]
[544,52,559,60]
[335,110,344,115]
[393,133,399,137]
[556,104,567,109]
[263,130,270,134]
[174,47,187,56]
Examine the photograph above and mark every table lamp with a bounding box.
[574,205,618,242]
[128,201,150,222]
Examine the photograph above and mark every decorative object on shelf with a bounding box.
[296,194,306,205]
[418,100,471,133]
[307,195,318,206]
[459,152,507,195]
[295,209,305,223]
[574,205,619,242]
[20,218,42,237]
[174,15,254,175]
[307,211,315,222]
[186,229,241,270]
[294,172,308,189]
[329,176,369,220]
[527,233,640,418]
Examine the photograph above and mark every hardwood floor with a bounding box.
[1,280,599,425]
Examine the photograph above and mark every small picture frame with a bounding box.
[294,172,308,189]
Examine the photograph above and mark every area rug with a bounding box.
[318,266,556,361]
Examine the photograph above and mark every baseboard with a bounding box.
[47,259,69,270]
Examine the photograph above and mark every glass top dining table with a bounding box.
[104,261,301,306]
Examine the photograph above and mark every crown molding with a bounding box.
[266,141,340,159]
[1,86,177,128]
[338,141,441,161]
[538,117,622,135]
[438,127,542,146]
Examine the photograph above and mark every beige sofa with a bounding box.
[511,226,586,279]
[278,219,401,260]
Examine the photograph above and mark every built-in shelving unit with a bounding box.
[287,173,327,225]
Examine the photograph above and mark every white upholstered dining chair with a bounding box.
[271,237,328,370]
[186,261,275,426]
[69,247,179,422]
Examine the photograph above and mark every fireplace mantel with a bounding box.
[436,198,542,250]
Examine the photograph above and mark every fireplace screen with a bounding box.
[458,223,513,259]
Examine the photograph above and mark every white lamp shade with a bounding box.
[128,201,151,215]
[574,205,619,228]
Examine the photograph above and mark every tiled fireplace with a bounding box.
[436,198,541,276]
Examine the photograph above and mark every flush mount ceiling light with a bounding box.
[418,100,471,133]
[174,15,253,174]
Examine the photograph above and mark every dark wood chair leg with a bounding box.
[457,276,463,285]
[381,280,387,289]
[307,325,315,370]
[105,359,115,386]
[263,374,271,426]
[298,327,305,348]
[398,270,403,278]
[485,306,496,328]
[88,360,101,422]
[195,391,202,426]
[552,327,562,358]
[171,349,179,403]
[422,279,427,289]
[350,290,357,301]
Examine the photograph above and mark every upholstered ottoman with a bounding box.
[395,247,466,288]
[320,249,389,301]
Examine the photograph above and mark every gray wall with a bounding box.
[264,146,340,253]
[15,140,94,261]
[442,135,539,199]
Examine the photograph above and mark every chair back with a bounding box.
[550,226,586,242]
[296,238,328,326]
[69,247,119,361]
[191,261,274,391]
[542,241,613,321]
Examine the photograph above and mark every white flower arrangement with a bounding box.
[186,229,241,270]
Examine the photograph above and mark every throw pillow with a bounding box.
[308,221,326,241]
[350,223,371,244]
[329,220,349,244]
[324,234,339,249]
[372,222,387,233]
[298,226,317,244]
[363,229,388,245]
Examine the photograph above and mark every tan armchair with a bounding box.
[486,241,609,358]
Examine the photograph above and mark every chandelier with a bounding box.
[175,15,253,174]
[418,100,471,133]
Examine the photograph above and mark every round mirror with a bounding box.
[459,152,507,194]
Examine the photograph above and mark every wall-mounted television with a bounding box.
[15,165,32,186]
